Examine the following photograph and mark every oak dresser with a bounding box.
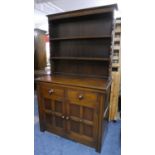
[36,4,117,152]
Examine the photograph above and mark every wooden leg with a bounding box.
[40,128,45,132]
[113,120,117,123]
[96,144,102,153]
[40,123,45,132]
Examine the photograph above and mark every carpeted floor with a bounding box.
[34,95,121,155]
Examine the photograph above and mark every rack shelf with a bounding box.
[51,57,110,61]
[50,35,111,41]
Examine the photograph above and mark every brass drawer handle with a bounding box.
[48,89,54,95]
[66,116,70,120]
[61,115,65,119]
[78,94,84,100]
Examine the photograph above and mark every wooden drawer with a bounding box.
[40,83,64,98]
[67,89,97,103]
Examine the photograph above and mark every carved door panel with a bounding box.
[66,91,99,146]
[43,97,66,136]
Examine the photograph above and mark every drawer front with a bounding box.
[67,89,97,104]
[40,83,64,98]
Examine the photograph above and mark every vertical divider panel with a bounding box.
[51,100,55,127]
[64,88,68,133]
[80,106,83,134]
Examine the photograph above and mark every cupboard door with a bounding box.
[66,97,99,147]
[43,97,66,136]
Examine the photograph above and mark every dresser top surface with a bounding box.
[36,75,111,91]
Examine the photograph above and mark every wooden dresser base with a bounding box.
[36,75,111,152]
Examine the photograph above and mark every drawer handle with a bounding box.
[78,94,84,100]
[48,89,54,95]
[61,115,65,119]
[66,116,70,120]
